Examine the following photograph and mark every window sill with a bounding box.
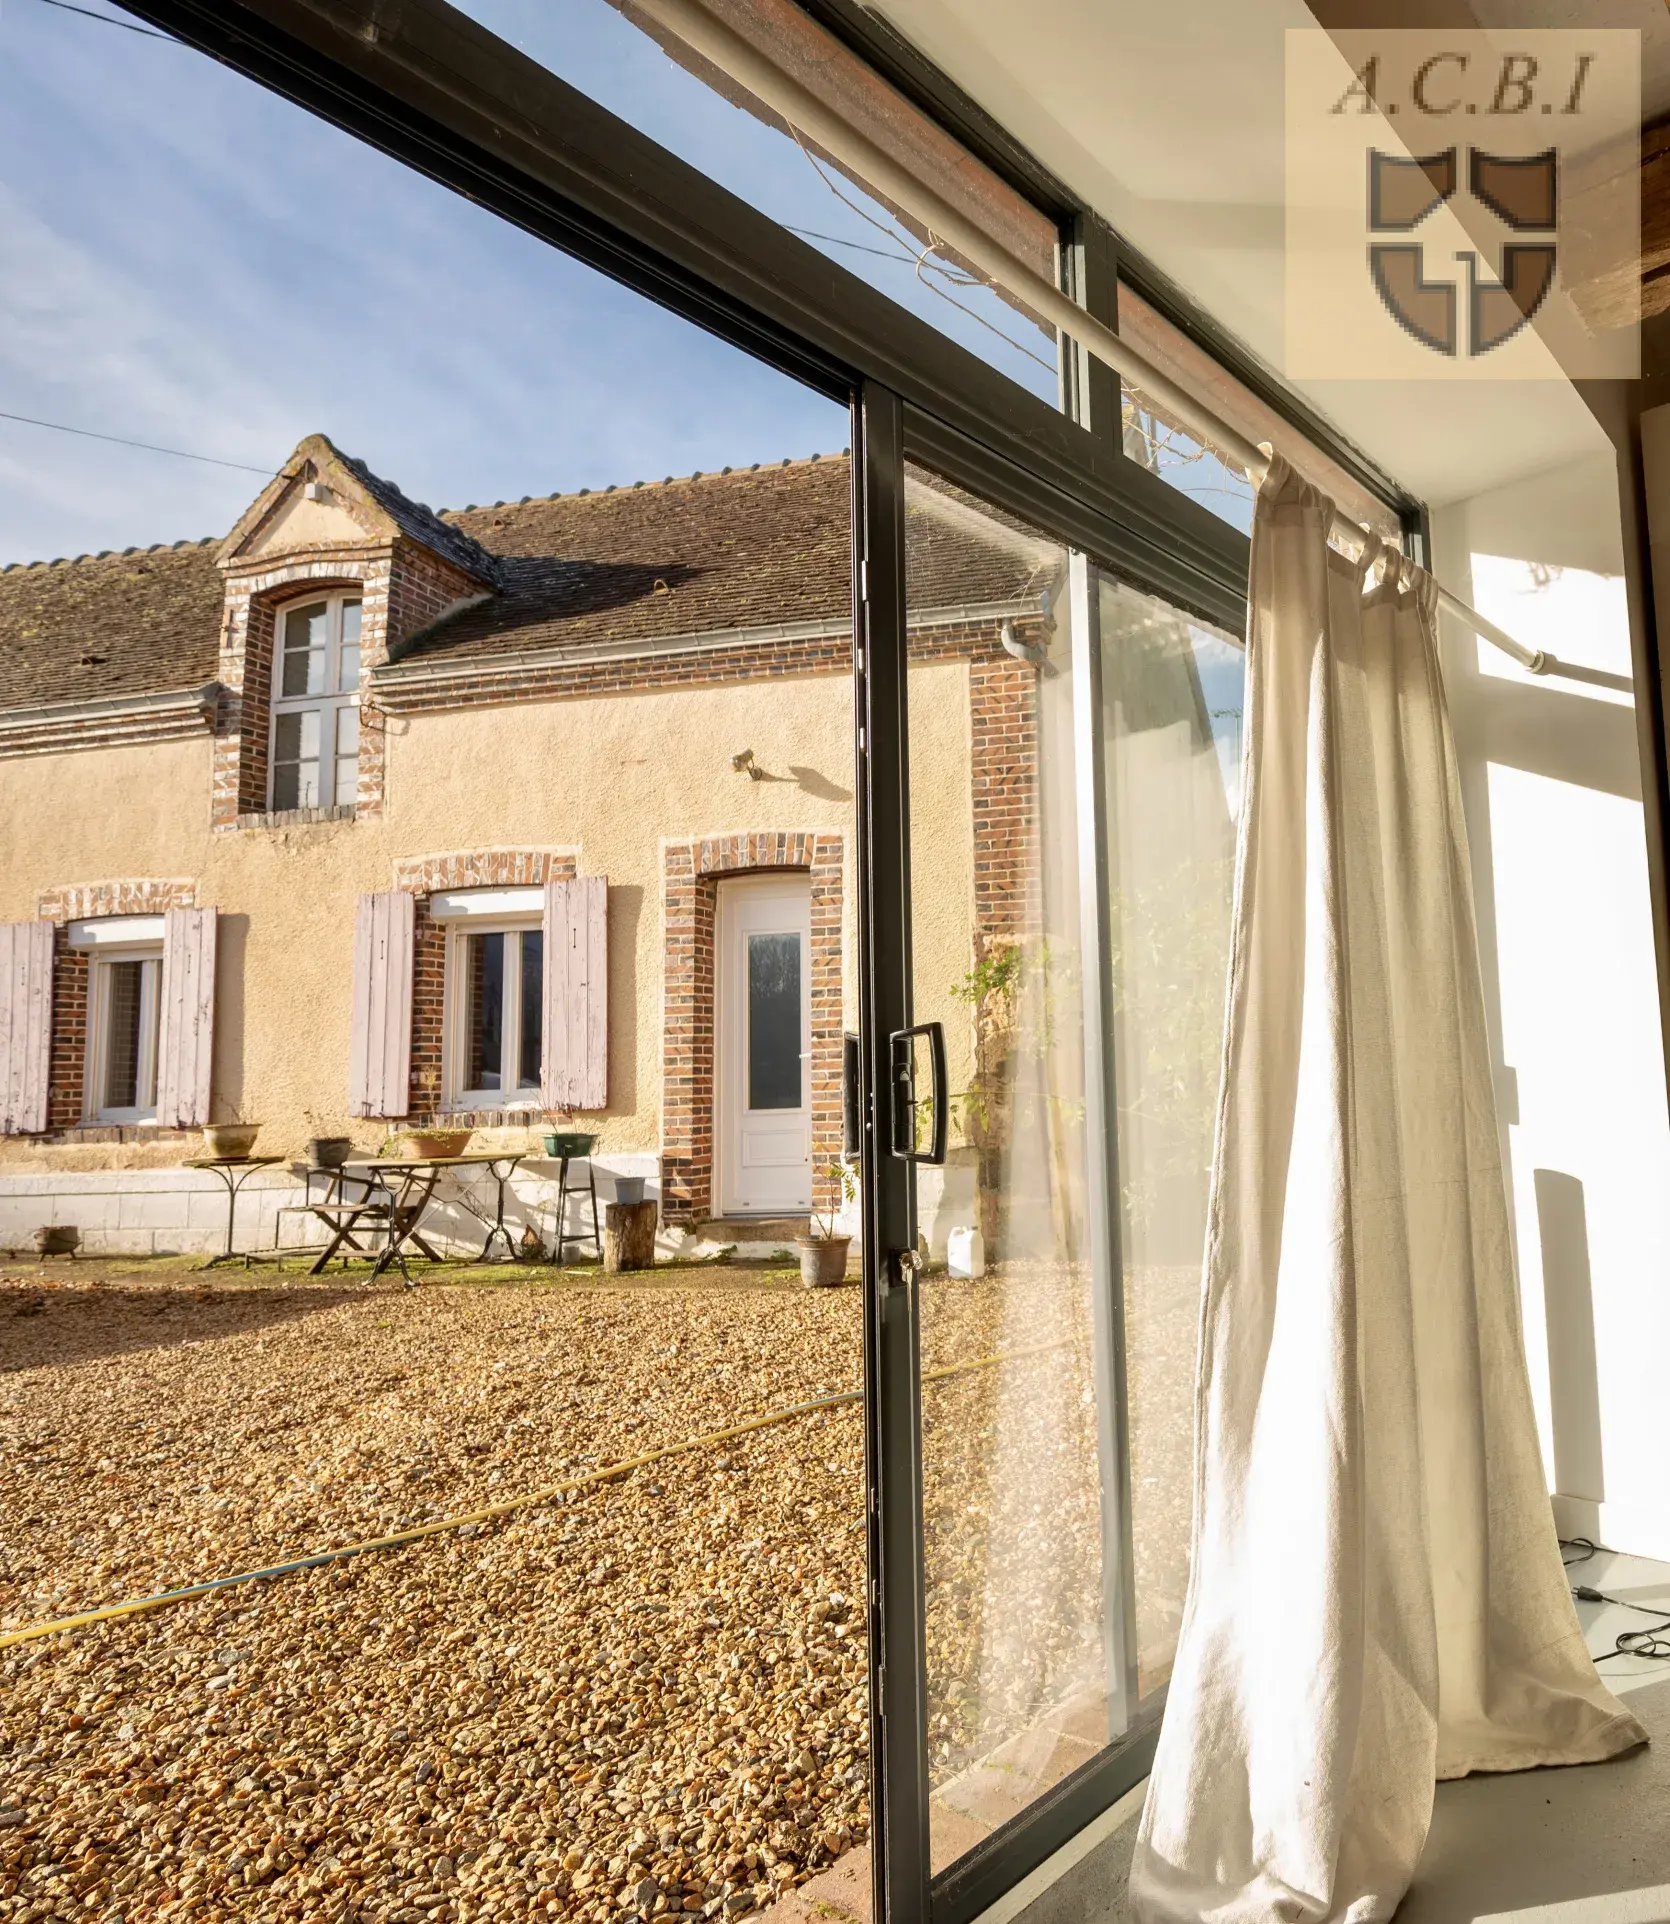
[48,1125,198,1145]
[236,803,357,831]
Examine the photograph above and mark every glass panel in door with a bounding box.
[903,471,1120,1875]
[1098,576,1244,1698]
[748,931,804,1110]
[899,466,1247,1879]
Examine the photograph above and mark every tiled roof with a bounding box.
[0,453,1046,713]
[335,445,501,588]
[0,541,222,711]
[409,455,1043,665]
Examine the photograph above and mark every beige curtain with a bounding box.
[1127,460,1643,1922]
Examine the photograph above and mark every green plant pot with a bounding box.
[543,1131,598,1159]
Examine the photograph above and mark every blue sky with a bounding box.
[0,0,1056,566]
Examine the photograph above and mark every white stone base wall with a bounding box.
[0,1155,663,1260]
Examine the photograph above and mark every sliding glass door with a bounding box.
[855,393,1246,1923]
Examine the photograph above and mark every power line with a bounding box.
[0,409,271,475]
[25,0,178,40]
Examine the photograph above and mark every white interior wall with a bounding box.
[1432,452,1670,1562]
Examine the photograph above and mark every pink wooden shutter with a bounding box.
[0,920,54,1136]
[157,907,217,1128]
[349,891,414,1118]
[542,877,607,1110]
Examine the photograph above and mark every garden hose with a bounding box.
[1,1336,1073,1652]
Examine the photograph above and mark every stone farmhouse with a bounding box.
[0,435,1057,1256]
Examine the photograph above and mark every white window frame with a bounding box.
[268,591,363,811]
[85,941,164,1125]
[442,914,544,1111]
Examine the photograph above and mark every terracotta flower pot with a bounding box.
[797,1235,852,1288]
[398,1129,472,1160]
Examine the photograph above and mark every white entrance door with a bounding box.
[716,874,813,1216]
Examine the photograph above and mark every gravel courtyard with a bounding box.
[0,1262,870,1924]
[0,1255,1194,1924]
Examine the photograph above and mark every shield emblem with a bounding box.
[1367,147,1457,230]
[1470,148,1558,231]
[1366,145,1559,357]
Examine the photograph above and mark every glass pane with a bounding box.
[334,704,359,807]
[464,930,506,1093]
[747,930,803,1111]
[905,471,1118,1871]
[272,707,321,809]
[1099,578,1242,1696]
[519,927,544,1090]
[1115,284,1404,544]
[101,958,144,1112]
[453,1,1059,405]
[1122,383,1256,534]
[280,601,329,695]
[338,598,363,690]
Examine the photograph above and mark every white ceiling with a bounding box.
[871,0,1631,509]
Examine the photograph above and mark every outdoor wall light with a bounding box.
[731,748,765,780]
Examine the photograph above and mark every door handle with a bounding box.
[888,1022,948,1165]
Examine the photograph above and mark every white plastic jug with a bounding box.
[947,1225,985,1279]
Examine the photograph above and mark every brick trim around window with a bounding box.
[396,847,579,1122]
[661,831,844,1225]
[34,877,199,1134]
[37,878,196,922]
[212,541,486,832]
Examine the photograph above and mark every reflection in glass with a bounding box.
[271,708,321,810]
[1122,385,1256,535]
[519,929,544,1090]
[465,930,506,1093]
[748,930,802,1111]
[339,599,363,689]
[281,600,329,694]
[907,473,1245,1877]
[334,705,360,808]
[1099,578,1242,1697]
[103,961,145,1111]
[906,473,1112,1870]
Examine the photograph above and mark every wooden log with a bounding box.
[603,1200,657,1273]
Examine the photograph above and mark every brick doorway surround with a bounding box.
[661,832,843,1224]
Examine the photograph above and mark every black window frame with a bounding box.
[113,2,1409,1917]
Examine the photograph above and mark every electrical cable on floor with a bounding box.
[1560,1537,1670,1664]
[0,1335,1074,1653]
[1572,1587,1670,1663]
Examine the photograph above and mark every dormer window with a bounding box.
[269,593,362,810]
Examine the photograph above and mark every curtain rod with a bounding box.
[630,0,1579,679]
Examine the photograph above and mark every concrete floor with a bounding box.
[1009,1547,1670,1924]
[1399,1548,1670,1924]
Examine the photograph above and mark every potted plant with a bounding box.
[203,1109,261,1159]
[798,1160,857,1288]
[303,1112,352,1169]
[394,1128,472,1160]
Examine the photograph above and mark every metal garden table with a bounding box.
[184,1156,286,1267]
